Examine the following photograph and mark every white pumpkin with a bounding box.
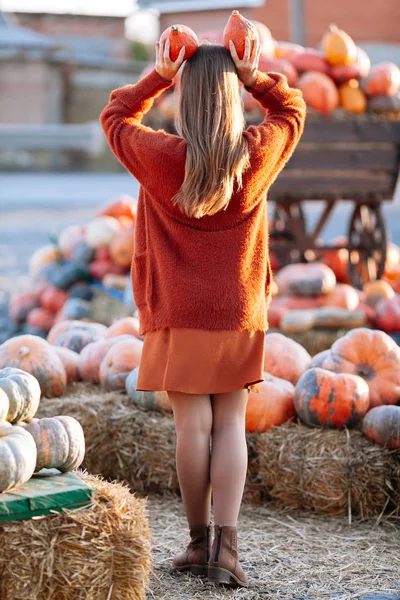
[84,216,121,249]
[0,367,41,423]
[0,389,9,422]
[0,423,37,492]
[125,368,172,413]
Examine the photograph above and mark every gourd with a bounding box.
[84,216,121,249]
[54,347,81,383]
[295,367,369,428]
[0,423,37,492]
[275,262,336,297]
[312,328,400,408]
[245,373,295,433]
[0,390,9,422]
[78,335,133,383]
[321,236,350,283]
[125,368,172,413]
[105,317,141,339]
[99,338,143,391]
[274,41,303,61]
[159,24,199,61]
[264,332,311,385]
[321,24,357,66]
[0,335,67,398]
[338,79,367,114]
[21,416,85,473]
[223,10,259,60]
[362,406,400,449]
[297,71,339,115]
[0,367,41,423]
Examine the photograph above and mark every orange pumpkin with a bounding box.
[0,335,67,397]
[321,284,360,310]
[297,71,339,115]
[159,24,199,61]
[363,280,395,308]
[295,367,369,428]
[78,335,133,383]
[40,286,69,313]
[54,325,106,354]
[105,317,141,339]
[275,262,336,297]
[321,236,350,283]
[26,307,55,333]
[291,48,330,74]
[241,87,263,112]
[245,373,296,432]
[249,20,274,57]
[362,405,400,449]
[29,244,63,277]
[109,225,135,268]
[223,10,259,60]
[274,41,303,61]
[330,47,370,83]
[47,319,107,345]
[321,24,357,66]
[9,291,40,324]
[264,332,311,385]
[315,328,400,408]
[99,338,143,391]
[96,195,136,221]
[375,295,400,333]
[339,79,367,114]
[258,57,298,87]
[53,346,81,383]
[363,62,400,97]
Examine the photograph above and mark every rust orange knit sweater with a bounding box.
[100,68,306,334]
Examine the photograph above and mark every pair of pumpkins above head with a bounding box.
[159,11,260,62]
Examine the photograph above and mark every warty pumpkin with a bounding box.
[264,332,311,385]
[53,347,81,383]
[99,338,143,391]
[0,423,37,492]
[321,24,357,66]
[314,328,400,408]
[78,335,133,383]
[245,373,296,433]
[22,416,85,473]
[125,368,172,413]
[159,24,199,61]
[362,405,400,449]
[0,335,67,398]
[295,367,369,428]
[223,10,259,60]
[0,367,41,423]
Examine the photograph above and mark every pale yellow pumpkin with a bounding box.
[322,24,357,66]
[0,423,37,492]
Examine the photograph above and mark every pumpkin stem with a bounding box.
[18,346,31,358]
[232,10,240,15]
[171,25,181,33]
[329,24,339,33]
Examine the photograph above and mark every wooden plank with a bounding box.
[287,144,398,170]
[301,120,400,144]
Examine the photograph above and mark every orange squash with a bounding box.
[96,195,136,221]
[339,79,367,114]
[109,225,135,268]
[362,405,400,449]
[245,373,296,432]
[275,262,336,297]
[99,338,143,391]
[297,71,339,115]
[363,62,400,97]
[264,332,311,385]
[295,367,369,428]
[315,328,400,408]
[105,317,141,339]
[159,24,199,61]
[223,10,259,60]
[78,335,133,383]
[53,346,81,383]
[321,24,357,66]
[0,335,67,398]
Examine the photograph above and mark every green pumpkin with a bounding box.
[0,367,41,423]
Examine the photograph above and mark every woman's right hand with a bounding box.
[229,37,261,88]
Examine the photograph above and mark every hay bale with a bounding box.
[270,327,351,355]
[0,472,151,600]
[255,421,400,520]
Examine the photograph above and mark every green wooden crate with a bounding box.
[0,471,93,523]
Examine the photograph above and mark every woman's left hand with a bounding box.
[155,39,186,81]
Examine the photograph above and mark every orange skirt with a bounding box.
[137,328,265,394]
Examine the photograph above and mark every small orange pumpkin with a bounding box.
[321,236,350,283]
[223,10,259,60]
[26,307,55,333]
[40,286,69,313]
[297,71,340,115]
[363,62,400,97]
[295,367,369,428]
[339,79,367,114]
[258,57,298,87]
[362,405,400,449]
[99,338,144,391]
[159,24,199,61]
[47,320,107,345]
[291,49,330,75]
[0,335,67,398]
[105,317,141,339]
[78,335,133,383]
[9,291,40,324]
[245,373,296,433]
[264,332,311,385]
[53,346,81,383]
[321,284,360,310]
[363,280,395,308]
[321,24,357,66]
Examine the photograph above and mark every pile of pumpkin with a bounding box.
[151,19,400,120]
[268,256,400,334]
[0,366,85,494]
[9,195,137,339]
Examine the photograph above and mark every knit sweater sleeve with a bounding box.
[100,69,181,188]
[243,71,306,188]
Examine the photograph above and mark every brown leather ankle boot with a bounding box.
[172,524,211,577]
[208,525,249,587]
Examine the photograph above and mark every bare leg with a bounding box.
[168,391,213,527]
[210,389,249,526]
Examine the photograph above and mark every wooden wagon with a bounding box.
[267,116,400,288]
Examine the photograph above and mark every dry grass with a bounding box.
[0,472,151,600]
[269,328,353,356]
[147,496,400,600]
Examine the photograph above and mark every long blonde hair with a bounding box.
[172,43,250,219]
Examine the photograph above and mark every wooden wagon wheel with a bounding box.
[270,203,307,263]
[347,204,387,289]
